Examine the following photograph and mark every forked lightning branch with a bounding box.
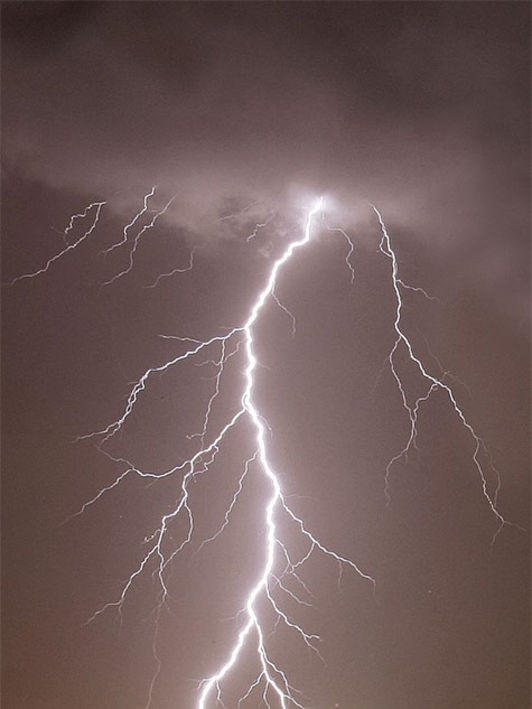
[9,192,510,708]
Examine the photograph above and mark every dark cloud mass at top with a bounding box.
[3,2,529,308]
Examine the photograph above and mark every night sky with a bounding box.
[2,3,530,709]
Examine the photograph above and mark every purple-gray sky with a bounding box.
[2,3,530,709]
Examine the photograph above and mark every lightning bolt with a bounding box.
[72,197,375,707]
[101,191,176,286]
[144,247,196,289]
[8,200,106,285]
[196,198,375,707]
[9,192,518,707]
[101,185,157,256]
[372,205,511,543]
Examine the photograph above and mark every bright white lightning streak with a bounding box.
[102,194,176,286]
[197,197,330,708]
[76,197,375,708]
[9,200,106,285]
[324,223,356,283]
[372,205,509,540]
[24,193,515,706]
[7,188,187,290]
[145,247,196,289]
[61,202,105,244]
[101,185,157,256]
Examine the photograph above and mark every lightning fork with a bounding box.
[371,205,509,540]
[197,198,375,707]
[9,187,519,707]
[76,198,375,708]
[102,194,176,286]
[8,200,106,285]
[101,186,157,256]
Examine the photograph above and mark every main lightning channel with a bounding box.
[11,189,518,707]
[197,198,333,707]
[74,197,375,708]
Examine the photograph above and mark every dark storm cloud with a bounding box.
[2,3,529,309]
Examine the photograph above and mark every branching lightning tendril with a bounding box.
[8,192,514,707]
[9,200,106,285]
[371,206,510,544]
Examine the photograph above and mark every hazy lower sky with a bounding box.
[2,3,529,709]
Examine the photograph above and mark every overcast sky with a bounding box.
[2,3,530,709]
